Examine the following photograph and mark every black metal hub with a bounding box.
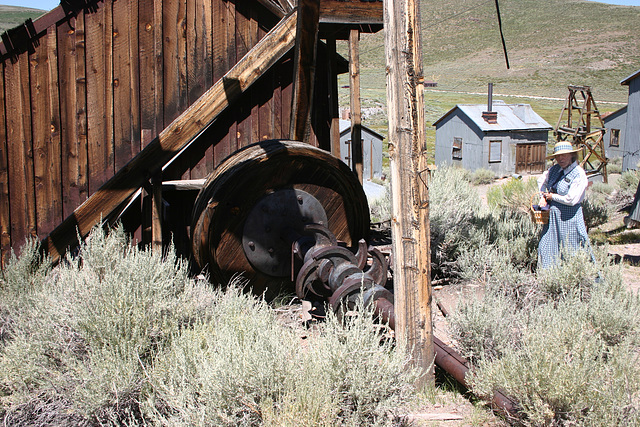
[242,189,328,277]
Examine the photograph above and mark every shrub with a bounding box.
[589,181,614,196]
[607,156,622,174]
[486,176,539,214]
[0,226,421,426]
[369,180,392,223]
[429,167,540,280]
[470,168,495,185]
[451,248,640,426]
[429,166,483,278]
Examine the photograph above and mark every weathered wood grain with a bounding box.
[5,54,36,252]
[0,64,10,267]
[290,0,319,143]
[30,28,62,239]
[384,0,433,387]
[43,11,298,262]
[86,0,115,191]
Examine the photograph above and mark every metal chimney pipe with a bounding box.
[487,82,493,112]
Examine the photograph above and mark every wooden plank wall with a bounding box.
[0,0,333,267]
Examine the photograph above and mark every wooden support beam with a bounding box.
[42,11,298,263]
[151,172,163,253]
[289,0,320,143]
[384,0,434,388]
[327,37,341,159]
[252,0,382,24]
[349,28,363,183]
[319,1,383,24]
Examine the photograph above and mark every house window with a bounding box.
[489,140,502,163]
[452,137,462,160]
[610,129,620,147]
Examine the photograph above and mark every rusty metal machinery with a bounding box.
[554,85,608,182]
[190,140,387,308]
[190,139,394,322]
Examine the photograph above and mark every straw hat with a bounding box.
[546,141,581,159]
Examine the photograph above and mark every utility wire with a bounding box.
[355,0,500,60]
[494,0,510,69]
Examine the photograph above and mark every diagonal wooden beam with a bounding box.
[42,11,298,263]
[289,0,320,143]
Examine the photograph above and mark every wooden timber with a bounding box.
[349,28,363,183]
[384,0,434,386]
[290,0,320,143]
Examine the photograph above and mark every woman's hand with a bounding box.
[543,191,553,202]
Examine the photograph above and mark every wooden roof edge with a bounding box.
[256,0,383,26]
[0,0,103,63]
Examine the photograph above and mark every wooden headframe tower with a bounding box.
[554,85,608,182]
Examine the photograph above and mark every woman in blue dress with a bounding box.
[537,141,593,269]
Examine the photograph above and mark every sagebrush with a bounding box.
[0,226,421,426]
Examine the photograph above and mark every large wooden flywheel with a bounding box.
[191,140,370,297]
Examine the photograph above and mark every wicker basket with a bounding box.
[530,193,550,225]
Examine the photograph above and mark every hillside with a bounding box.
[0,5,46,33]
[339,0,640,132]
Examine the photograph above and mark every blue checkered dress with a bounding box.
[538,164,593,269]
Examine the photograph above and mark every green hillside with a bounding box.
[0,5,46,34]
[338,0,640,134]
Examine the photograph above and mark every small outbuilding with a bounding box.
[338,119,384,181]
[621,69,640,171]
[602,106,627,160]
[433,100,552,176]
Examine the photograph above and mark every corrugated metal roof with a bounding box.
[433,100,552,131]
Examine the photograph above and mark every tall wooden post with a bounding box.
[290,0,320,143]
[384,0,434,387]
[349,29,363,183]
[327,37,342,159]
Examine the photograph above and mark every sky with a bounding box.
[0,0,639,11]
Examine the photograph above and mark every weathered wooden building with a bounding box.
[338,119,383,181]
[0,0,384,266]
[621,68,640,172]
[433,100,552,177]
[603,106,627,160]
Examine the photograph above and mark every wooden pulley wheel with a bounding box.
[191,140,370,298]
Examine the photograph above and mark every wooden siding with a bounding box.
[623,75,640,172]
[0,0,377,266]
